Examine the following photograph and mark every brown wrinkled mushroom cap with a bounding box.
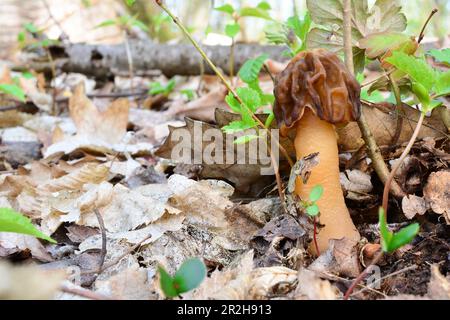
[274,49,361,136]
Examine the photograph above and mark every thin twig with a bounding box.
[313,217,320,256]
[350,264,418,297]
[344,250,384,299]
[60,284,114,300]
[81,234,152,275]
[418,9,439,44]
[343,0,354,74]
[94,208,107,272]
[382,112,425,215]
[263,63,276,84]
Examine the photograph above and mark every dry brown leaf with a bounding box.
[402,195,429,220]
[95,264,156,300]
[0,262,65,299]
[340,169,373,201]
[423,171,450,224]
[295,269,339,300]
[309,238,361,278]
[427,265,450,300]
[0,233,53,262]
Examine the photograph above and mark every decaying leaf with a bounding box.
[423,171,450,224]
[340,169,373,201]
[295,269,339,300]
[402,195,429,220]
[0,262,65,299]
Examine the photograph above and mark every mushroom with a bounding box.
[274,49,361,253]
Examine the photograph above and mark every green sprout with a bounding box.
[0,208,56,243]
[148,78,176,96]
[378,208,419,253]
[158,257,206,298]
[301,185,324,217]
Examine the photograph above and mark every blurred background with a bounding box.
[0,0,448,58]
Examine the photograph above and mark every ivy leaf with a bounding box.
[309,185,324,202]
[225,23,240,38]
[0,208,56,243]
[234,134,258,145]
[238,54,268,83]
[306,204,320,216]
[0,84,26,102]
[173,258,206,294]
[385,51,437,91]
[240,7,272,20]
[427,48,450,66]
[158,266,178,298]
[214,4,234,15]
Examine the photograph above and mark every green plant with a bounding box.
[180,89,195,101]
[0,84,26,102]
[215,2,273,77]
[265,11,312,57]
[357,74,384,104]
[378,208,419,253]
[301,185,324,217]
[148,78,176,96]
[0,208,55,243]
[158,257,206,298]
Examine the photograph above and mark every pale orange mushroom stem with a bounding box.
[274,49,361,253]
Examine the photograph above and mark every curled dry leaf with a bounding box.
[423,171,450,224]
[0,262,65,299]
[309,238,361,278]
[402,195,429,220]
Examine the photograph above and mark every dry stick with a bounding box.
[155,0,292,212]
[342,0,404,198]
[81,234,152,275]
[389,73,405,146]
[94,208,107,272]
[382,112,425,215]
[344,249,384,300]
[350,264,418,298]
[418,9,439,44]
[313,217,320,256]
[60,284,114,300]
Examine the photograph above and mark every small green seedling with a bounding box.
[0,83,26,102]
[96,14,148,33]
[180,89,196,101]
[0,208,56,243]
[17,22,60,50]
[158,257,206,298]
[378,208,419,253]
[301,185,323,217]
[148,78,176,96]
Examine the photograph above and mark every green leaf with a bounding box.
[434,71,450,97]
[389,223,420,252]
[225,23,240,38]
[257,1,271,10]
[238,54,269,84]
[125,0,136,6]
[214,4,234,15]
[240,7,272,20]
[131,19,149,32]
[17,31,26,44]
[264,112,275,127]
[158,266,178,298]
[222,119,257,134]
[234,134,258,144]
[378,207,419,253]
[411,82,431,111]
[359,32,414,59]
[148,79,175,96]
[427,48,450,65]
[236,87,261,113]
[378,208,393,253]
[180,89,195,101]
[23,22,38,34]
[173,258,206,294]
[95,19,117,28]
[21,71,35,79]
[309,185,324,202]
[385,51,437,91]
[0,208,55,243]
[306,204,320,216]
[0,84,26,102]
